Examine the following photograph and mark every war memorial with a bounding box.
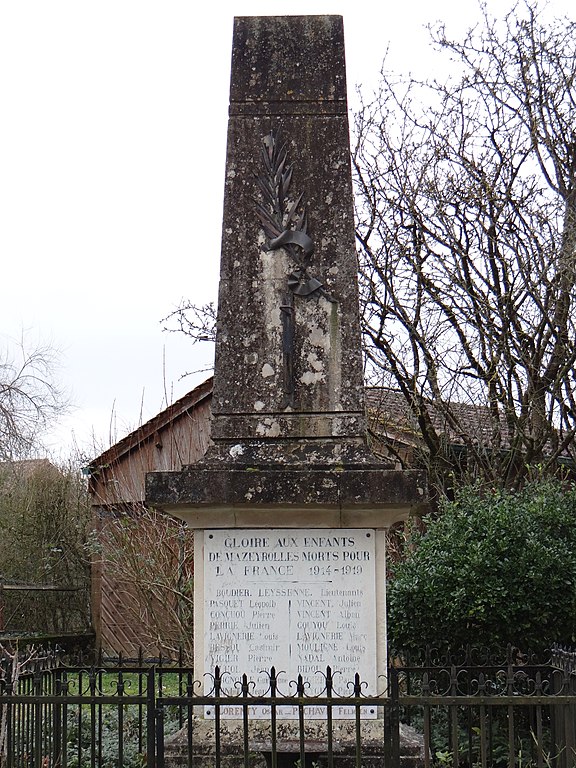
[146,12,425,763]
[1,14,575,768]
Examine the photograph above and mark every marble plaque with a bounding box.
[203,528,377,707]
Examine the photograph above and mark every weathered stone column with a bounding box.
[147,12,425,729]
[211,14,365,457]
[147,15,423,519]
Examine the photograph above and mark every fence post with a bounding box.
[147,666,156,768]
[2,676,14,768]
[33,669,42,768]
[156,701,165,768]
[52,668,62,768]
[563,665,576,768]
[384,666,400,768]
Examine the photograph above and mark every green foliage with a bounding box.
[0,460,91,633]
[66,702,180,768]
[388,480,576,654]
[62,673,182,768]
[406,706,551,768]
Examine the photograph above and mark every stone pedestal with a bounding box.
[163,720,428,768]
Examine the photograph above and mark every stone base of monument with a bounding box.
[163,718,427,768]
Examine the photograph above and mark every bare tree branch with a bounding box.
[0,335,67,461]
[161,301,216,346]
[354,1,576,493]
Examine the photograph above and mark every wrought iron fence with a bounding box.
[0,648,575,768]
[392,647,576,768]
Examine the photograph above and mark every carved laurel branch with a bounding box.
[254,131,311,269]
[254,131,335,302]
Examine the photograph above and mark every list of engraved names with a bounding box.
[203,529,376,694]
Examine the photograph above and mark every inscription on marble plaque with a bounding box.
[203,528,377,704]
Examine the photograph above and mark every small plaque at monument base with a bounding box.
[203,528,378,718]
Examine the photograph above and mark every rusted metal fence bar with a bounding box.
[1,654,575,768]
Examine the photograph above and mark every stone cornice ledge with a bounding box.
[146,466,426,527]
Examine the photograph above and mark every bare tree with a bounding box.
[0,336,66,460]
[91,505,194,662]
[161,301,216,380]
[353,1,576,493]
[161,300,216,346]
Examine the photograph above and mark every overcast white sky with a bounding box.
[1,0,572,461]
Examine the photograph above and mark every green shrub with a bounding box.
[388,480,576,654]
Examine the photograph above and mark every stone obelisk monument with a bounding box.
[147,15,424,702]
